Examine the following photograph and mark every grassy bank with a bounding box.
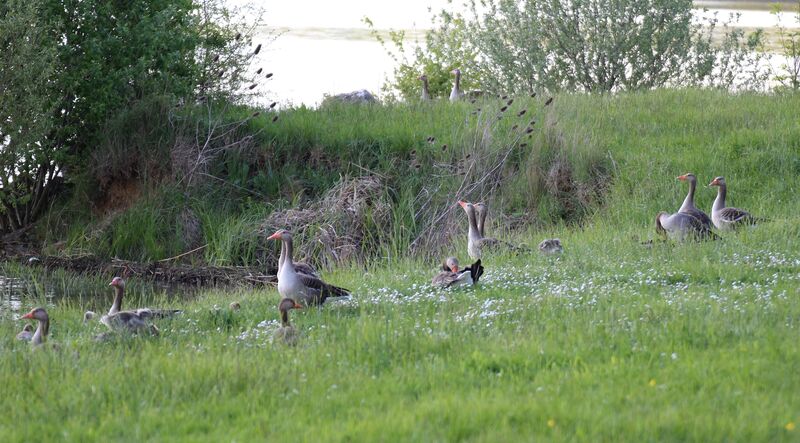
[36,89,800,266]
[2,89,799,441]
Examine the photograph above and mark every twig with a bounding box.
[158,244,209,262]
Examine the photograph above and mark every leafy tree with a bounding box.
[0,0,60,232]
[0,0,251,233]
[375,0,770,99]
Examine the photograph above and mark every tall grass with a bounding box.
[40,89,800,265]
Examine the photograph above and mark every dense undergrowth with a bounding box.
[35,90,800,268]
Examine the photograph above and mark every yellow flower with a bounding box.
[786,422,796,431]
[547,419,556,428]
[648,379,656,387]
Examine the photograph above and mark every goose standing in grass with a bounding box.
[268,229,350,306]
[449,69,463,101]
[18,308,51,347]
[419,74,431,101]
[677,173,712,228]
[708,176,760,230]
[16,323,34,342]
[431,257,484,288]
[274,298,303,345]
[459,201,494,260]
[656,211,718,241]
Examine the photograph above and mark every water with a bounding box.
[243,0,798,106]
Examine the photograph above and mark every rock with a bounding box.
[322,89,377,105]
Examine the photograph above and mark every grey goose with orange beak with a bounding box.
[655,211,718,241]
[268,229,350,306]
[431,257,484,288]
[708,176,760,230]
[677,173,712,229]
[19,307,50,347]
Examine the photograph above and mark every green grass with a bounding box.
[1,220,799,441]
[3,89,800,441]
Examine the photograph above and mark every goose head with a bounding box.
[20,307,49,322]
[458,200,473,213]
[443,257,459,273]
[418,74,428,82]
[450,68,461,76]
[267,229,292,242]
[229,301,241,311]
[109,276,126,289]
[708,176,725,187]
[21,324,33,333]
[677,173,697,183]
[83,311,96,324]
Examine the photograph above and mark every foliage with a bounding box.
[374,0,771,99]
[0,0,256,234]
[771,1,800,91]
[0,0,61,232]
[364,15,479,102]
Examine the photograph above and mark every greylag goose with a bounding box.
[268,229,350,306]
[101,278,162,336]
[431,257,484,288]
[16,323,34,341]
[538,238,563,255]
[656,211,718,241]
[459,201,495,260]
[107,277,182,319]
[677,173,712,228]
[449,69,463,101]
[274,297,303,345]
[419,74,431,101]
[19,307,50,346]
[708,176,760,230]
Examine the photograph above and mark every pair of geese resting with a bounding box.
[17,277,183,347]
[656,174,763,241]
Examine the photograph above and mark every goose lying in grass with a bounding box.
[656,211,718,241]
[268,229,350,306]
[708,176,762,230]
[98,277,164,337]
[431,257,484,288]
[274,298,303,346]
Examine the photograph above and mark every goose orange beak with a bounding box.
[21,312,34,320]
[708,179,719,186]
[450,266,459,273]
[293,302,303,309]
[267,231,282,240]
[677,174,687,181]
[458,200,467,208]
